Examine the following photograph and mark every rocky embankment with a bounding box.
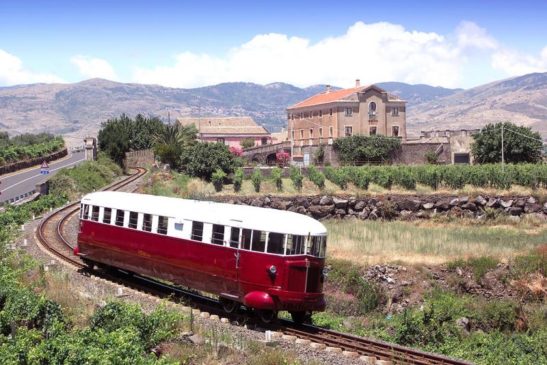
[216,194,547,221]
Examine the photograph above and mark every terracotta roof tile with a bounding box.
[177,117,270,136]
[288,86,366,109]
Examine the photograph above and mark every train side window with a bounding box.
[103,208,112,224]
[267,232,285,254]
[229,227,240,248]
[143,213,152,232]
[191,221,204,241]
[242,229,252,250]
[115,210,125,226]
[286,235,306,255]
[252,230,267,252]
[157,216,168,235]
[91,206,100,221]
[308,236,324,256]
[82,204,90,219]
[211,224,224,245]
[128,212,138,229]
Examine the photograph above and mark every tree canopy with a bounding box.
[181,142,240,180]
[472,122,543,164]
[333,135,401,165]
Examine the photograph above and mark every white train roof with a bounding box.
[82,191,327,236]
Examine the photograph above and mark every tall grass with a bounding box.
[325,219,547,265]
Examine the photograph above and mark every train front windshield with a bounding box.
[286,234,327,258]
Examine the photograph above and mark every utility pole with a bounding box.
[501,123,505,172]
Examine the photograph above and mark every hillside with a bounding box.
[408,73,547,138]
[0,74,546,142]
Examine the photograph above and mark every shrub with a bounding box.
[233,168,244,192]
[251,169,262,192]
[275,150,290,167]
[324,166,349,189]
[307,165,325,189]
[289,166,303,191]
[314,144,325,164]
[393,166,416,190]
[370,167,393,189]
[271,167,283,191]
[333,135,401,164]
[425,150,439,164]
[443,165,466,189]
[348,167,371,190]
[415,165,442,190]
[240,138,255,149]
[228,145,243,156]
[211,169,226,192]
[181,142,239,181]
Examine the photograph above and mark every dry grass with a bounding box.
[325,219,547,265]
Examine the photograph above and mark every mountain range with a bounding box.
[0,73,546,143]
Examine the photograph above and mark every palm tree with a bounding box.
[153,123,197,168]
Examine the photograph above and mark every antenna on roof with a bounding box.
[325,85,331,93]
[355,79,361,87]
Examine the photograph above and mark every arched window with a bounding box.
[369,102,376,113]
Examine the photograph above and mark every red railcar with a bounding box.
[75,192,327,322]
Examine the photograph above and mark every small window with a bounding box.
[392,126,400,137]
[217,137,225,144]
[261,137,268,145]
[329,126,333,137]
[344,126,353,137]
[319,128,323,137]
[319,110,322,117]
[300,130,304,139]
[242,228,252,250]
[369,102,377,113]
[230,227,240,248]
[82,204,90,219]
[252,230,267,252]
[115,210,125,226]
[329,108,333,116]
[345,107,353,116]
[91,206,100,221]
[191,221,204,241]
[309,129,313,138]
[128,212,138,229]
[286,235,306,255]
[392,107,399,116]
[291,130,295,140]
[157,216,168,235]
[308,236,327,257]
[103,208,112,224]
[212,224,224,245]
[267,232,285,254]
[143,213,152,232]
[370,126,377,136]
[174,223,183,231]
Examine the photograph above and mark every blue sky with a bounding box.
[1,0,546,88]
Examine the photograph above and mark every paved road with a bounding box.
[0,150,86,204]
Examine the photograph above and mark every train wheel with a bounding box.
[82,259,95,270]
[257,309,278,324]
[220,298,238,314]
[290,311,312,324]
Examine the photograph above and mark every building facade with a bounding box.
[178,117,271,148]
[286,81,407,158]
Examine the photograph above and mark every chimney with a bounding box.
[355,79,361,87]
[325,85,331,93]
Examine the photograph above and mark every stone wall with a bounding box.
[124,149,155,168]
[214,194,547,222]
[0,148,68,176]
[392,143,451,165]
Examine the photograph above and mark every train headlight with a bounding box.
[268,265,277,275]
[322,268,329,277]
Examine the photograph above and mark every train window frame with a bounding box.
[211,224,224,245]
[191,221,204,242]
[157,216,168,235]
[251,230,267,252]
[82,204,90,220]
[286,234,306,255]
[241,228,252,250]
[143,213,152,232]
[229,227,241,248]
[128,211,138,229]
[103,207,112,224]
[308,235,327,257]
[91,206,100,222]
[266,232,285,254]
[115,209,125,226]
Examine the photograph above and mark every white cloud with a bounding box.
[491,46,547,76]
[133,21,469,88]
[70,55,118,80]
[456,21,497,50]
[0,49,64,86]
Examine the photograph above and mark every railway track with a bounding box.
[35,167,472,365]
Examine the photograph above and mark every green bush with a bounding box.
[370,167,393,189]
[0,134,65,165]
[181,142,239,181]
[307,165,325,189]
[233,168,244,192]
[333,135,401,164]
[442,165,466,189]
[324,166,349,189]
[415,165,442,190]
[251,168,262,192]
[271,167,283,191]
[289,166,303,191]
[393,166,416,190]
[347,167,371,190]
[211,169,226,192]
